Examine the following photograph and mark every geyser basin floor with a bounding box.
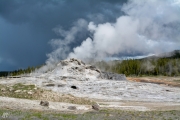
[1,59,180,111]
[1,77,180,102]
[0,76,180,111]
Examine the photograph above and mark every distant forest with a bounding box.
[1,50,180,77]
[96,51,180,76]
[0,66,42,77]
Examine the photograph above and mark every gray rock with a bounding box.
[67,106,77,110]
[40,100,49,107]
[92,103,100,111]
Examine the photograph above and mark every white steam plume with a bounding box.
[37,19,88,72]
[68,0,180,61]
[38,0,180,73]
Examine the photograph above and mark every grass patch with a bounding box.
[0,108,180,120]
[0,83,37,99]
[174,80,180,83]
[0,83,93,105]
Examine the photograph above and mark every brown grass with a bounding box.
[0,83,93,105]
[127,77,180,87]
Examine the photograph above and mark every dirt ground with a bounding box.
[127,76,180,87]
[1,96,180,114]
[0,96,92,114]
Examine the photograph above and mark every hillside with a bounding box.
[95,50,180,77]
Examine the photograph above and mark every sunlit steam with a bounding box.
[47,0,180,65]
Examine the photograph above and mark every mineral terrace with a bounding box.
[0,58,180,112]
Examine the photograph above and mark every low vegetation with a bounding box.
[0,65,43,77]
[174,80,180,83]
[0,108,180,120]
[0,83,92,105]
[0,83,37,99]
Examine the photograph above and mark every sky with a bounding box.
[0,0,180,71]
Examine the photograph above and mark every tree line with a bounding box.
[96,57,180,77]
[1,50,180,77]
[0,65,42,77]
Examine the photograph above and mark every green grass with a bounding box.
[13,83,35,90]
[1,83,180,119]
[0,108,180,120]
[0,83,37,99]
[0,83,93,105]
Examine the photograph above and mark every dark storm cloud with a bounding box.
[0,0,127,71]
[0,0,126,25]
[67,0,180,62]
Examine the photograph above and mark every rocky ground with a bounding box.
[0,58,180,119]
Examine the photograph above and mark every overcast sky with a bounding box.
[0,0,180,71]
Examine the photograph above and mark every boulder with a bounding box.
[92,103,100,111]
[40,100,49,107]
